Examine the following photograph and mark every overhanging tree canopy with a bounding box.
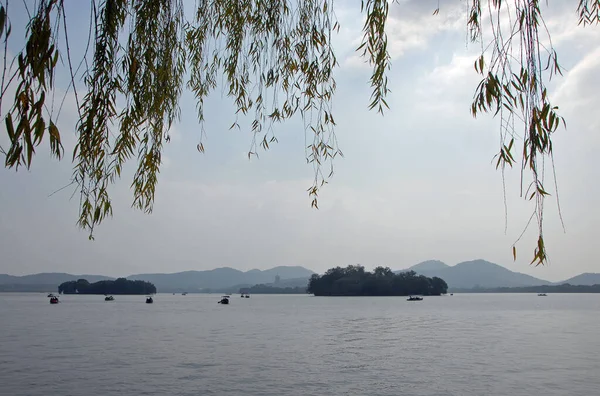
[1,0,598,264]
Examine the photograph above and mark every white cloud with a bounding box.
[385,1,465,59]
[415,52,481,115]
[338,0,465,68]
[552,45,600,151]
[543,3,600,49]
[554,46,600,110]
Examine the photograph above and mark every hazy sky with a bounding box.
[0,0,598,281]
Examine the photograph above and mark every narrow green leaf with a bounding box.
[0,6,5,38]
[5,113,14,141]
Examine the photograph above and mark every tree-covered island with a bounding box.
[307,266,448,296]
[58,278,156,295]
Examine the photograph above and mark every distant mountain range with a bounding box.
[397,259,600,289]
[127,266,314,292]
[0,273,114,284]
[397,259,550,289]
[1,261,598,292]
[558,273,600,286]
[0,266,314,293]
[0,273,114,292]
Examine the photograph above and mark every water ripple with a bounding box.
[1,293,599,396]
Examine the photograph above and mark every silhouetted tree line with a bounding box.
[239,284,306,294]
[307,265,448,296]
[58,278,156,295]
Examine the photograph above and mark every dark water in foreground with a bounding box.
[1,293,599,396]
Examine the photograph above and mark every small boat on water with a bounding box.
[47,293,55,298]
[49,296,59,304]
[105,295,114,301]
[218,295,230,304]
[538,293,547,297]
[146,296,154,304]
[182,292,188,296]
[407,296,423,301]
[245,294,250,298]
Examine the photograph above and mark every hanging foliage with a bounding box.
[0,0,598,263]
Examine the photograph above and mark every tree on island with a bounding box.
[307,265,448,296]
[2,1,599,263]
[58,277,156,295]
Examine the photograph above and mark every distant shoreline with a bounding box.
[450,284,600,293]
[5,287,600,294]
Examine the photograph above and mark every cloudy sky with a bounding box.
[0,0,598,281]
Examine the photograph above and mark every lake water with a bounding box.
[0,293,599,396]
